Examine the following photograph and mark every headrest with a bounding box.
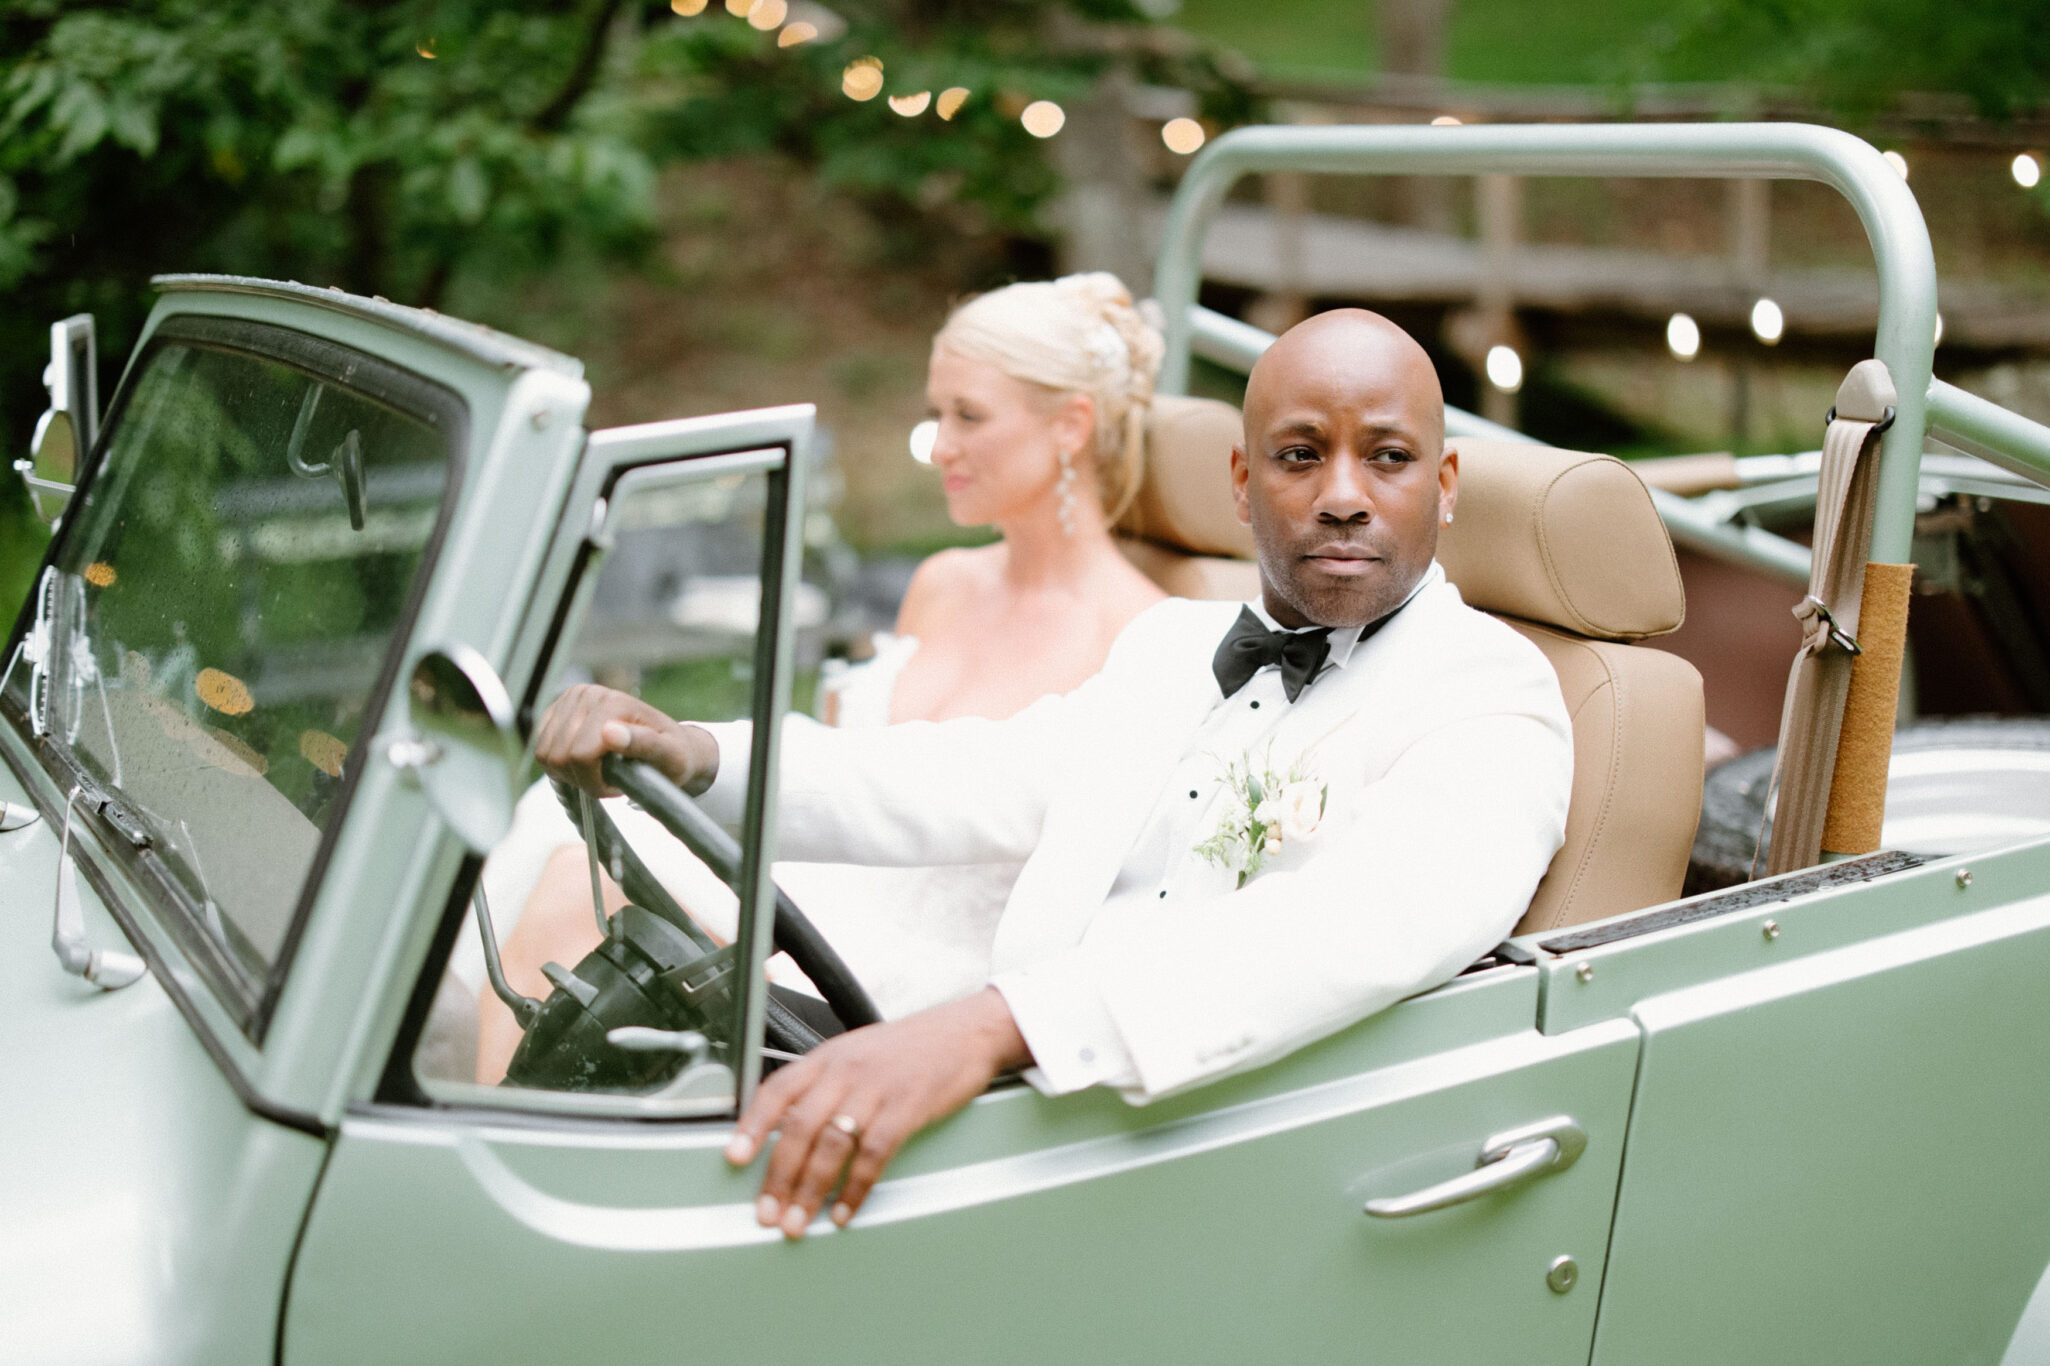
[1116,398,1684,643]
[1118,395,1255,560]
[1438,441,1684,641]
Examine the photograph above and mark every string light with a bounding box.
[415,37,437,58]
[909,420,937,464]
[1162,118,1205,154]
[747,0,786,28]
[670,0,708,13]
[1883,150,1909,180]
[889,91,932,116]
[936,87,969,120]
[1430,114,1462,126]
[1666,312,1701,360]
[1750,298,1784,345]
[1021,100,1065,137]
[724,0,755,14]
[1484,345,1523,393]
[778,21,816,44]
[1934,312,1945,346]
[842,58,884,101]
[2014,153,2042,189]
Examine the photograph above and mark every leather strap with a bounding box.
[1763,359,1897,876]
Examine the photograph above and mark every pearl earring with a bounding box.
[1443,511,1454,525]
[1055,447,1079,537]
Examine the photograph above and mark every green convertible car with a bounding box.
[8,122,2050,1365]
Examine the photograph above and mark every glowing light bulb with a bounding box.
[778,21,816,44]
[1667,312,1701,360]
[1750,297,1784,345]
[909,419,937,464]
[889,91,932,116]
[842,58,884,101]
[1021,100,1066,138]
[2014,153,2042,189]
[1161,117,1205,155]
[1485,345,1523,393]
[747,0,786,27]
[1883,150,1909,180]
[936,87,970,120]
[671,0,708,13]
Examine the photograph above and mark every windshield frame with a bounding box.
[0,313,469,1038]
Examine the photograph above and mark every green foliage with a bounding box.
[1621,0,2050,119]
[0,0,1251,624]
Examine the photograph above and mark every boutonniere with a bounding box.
[1192,746,1328,889]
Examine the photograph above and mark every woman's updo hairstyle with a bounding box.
[933,271,1165,524]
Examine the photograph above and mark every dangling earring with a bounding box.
[1055,447,1079,537]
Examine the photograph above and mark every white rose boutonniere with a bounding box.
[1193,748,1328,889]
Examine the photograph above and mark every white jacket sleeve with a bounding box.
[694,600,1186,869]
[995,703,1572,1102]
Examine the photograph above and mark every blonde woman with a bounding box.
[471,273,1167,1081]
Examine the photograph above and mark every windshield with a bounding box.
[1,319,458,1011]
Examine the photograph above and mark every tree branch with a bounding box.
[531,0,627,133]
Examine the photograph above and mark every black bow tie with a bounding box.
[1212,606,1333,703]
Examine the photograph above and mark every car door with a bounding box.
[1540,845,2050,1366]
[283,407,1641,1365]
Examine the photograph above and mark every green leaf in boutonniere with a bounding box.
[1193,746,1328,890]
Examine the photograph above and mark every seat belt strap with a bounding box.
[1763,359,1897,876]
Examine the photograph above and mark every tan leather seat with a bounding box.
[1118,397,1705,934]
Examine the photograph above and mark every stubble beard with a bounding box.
[1253,519,1436,630]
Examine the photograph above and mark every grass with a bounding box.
[1172,0,1680,86]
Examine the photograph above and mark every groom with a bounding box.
[534,310,1574,1239]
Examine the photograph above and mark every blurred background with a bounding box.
[5,0,2049,700]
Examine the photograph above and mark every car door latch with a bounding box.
[1364,1116,1586,1218]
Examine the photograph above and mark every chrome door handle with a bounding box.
[1364,1116,1586,1218]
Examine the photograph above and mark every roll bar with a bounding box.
[1152,122,1946,562]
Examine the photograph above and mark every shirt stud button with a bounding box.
[1158,889,1167,898]
[1188,789,1198,799]
[1250,700,1261,709]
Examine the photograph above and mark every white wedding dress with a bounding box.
[450,635,1020,1022]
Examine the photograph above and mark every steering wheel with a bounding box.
[500,757,881,1095]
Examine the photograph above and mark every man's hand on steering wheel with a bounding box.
[726,987,1032,1240]
[533,683,719,798]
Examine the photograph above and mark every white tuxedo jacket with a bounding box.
[700,567,1572,1102]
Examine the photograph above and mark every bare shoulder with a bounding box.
[1092,547,1171,636]
[895,543,1003,636]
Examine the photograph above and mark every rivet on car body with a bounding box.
[1574,963,1593,983]
[1762,920,1780,940]
[1956,868,1973,889]
[1547,1255,1578,1293]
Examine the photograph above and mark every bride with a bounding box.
[471,273,1169,1081]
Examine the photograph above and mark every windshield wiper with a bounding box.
[50,786,147,991]
[8,566,147,846]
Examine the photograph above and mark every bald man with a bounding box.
[534,310,1574,1239]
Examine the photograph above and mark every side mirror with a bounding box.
[15,315,97,527]
[19,409,77,525]
[393,644,523,854]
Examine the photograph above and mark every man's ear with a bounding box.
[1230,443,1252,525]
[1438,442,1460,523]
